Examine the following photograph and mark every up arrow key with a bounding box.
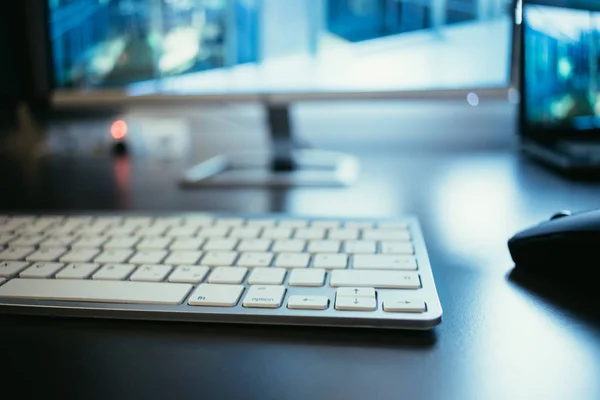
[336,287,376,298]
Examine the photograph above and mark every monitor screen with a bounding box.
[48,0,511,98]
[523,2,600,131]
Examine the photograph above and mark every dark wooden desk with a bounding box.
[1,101,599,400]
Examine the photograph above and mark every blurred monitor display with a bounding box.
[524,1,600,131]
[48,0,511,97]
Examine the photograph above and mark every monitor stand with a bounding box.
[180,103,359,187]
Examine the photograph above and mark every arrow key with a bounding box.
[336,287,375,299]
[287,295,329,310]
[335,296,376,311]
[383,297,426,313]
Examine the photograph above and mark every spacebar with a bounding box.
[0,279,193,305]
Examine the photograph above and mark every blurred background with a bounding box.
[49,0,512,94]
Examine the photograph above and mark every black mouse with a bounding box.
[508,209,600,269]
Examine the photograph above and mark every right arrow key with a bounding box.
[382,297,426,313]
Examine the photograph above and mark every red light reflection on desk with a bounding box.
[114,156,131,208]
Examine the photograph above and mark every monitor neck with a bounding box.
[267,104,298,172]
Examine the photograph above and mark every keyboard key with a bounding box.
[202,251,238,266]
[271,239,305,253]
[60,248,101,263]
[39,235,78,248]
[247,268,286,285]
[278,220,308,228]
[104,226,139,236]
[46,225,78,236]
[198,227,230,238]
[0,247,35,261]
[261,227,292,239]
[335,296,377,311]
[344,221,373,229]
[0,234,17,246]
[137,236,172,250]
[0,220,26,233]
[188,283,244,307]
[344,240,376,254]
[229,227,261,239]
[274,253,310,268]
[130,265,172,282]
[207,267,248,284]
[0,279,192,305]
[164,251,203,265]
[72,236,108,248]
[237,252,274,267]
[352,255,417,270]
[26,247,67,262]
[76,225,109,236]
[312,254,347,269]
[287,269,325,287]
[166,227,198,237]
[123,217,153,227]
[380,241,414,255]
[10,235,46,247]
[246,219,276,227]
[64,216,94,225]
[203,238,238,251]
[336,287,375,298]
[153,217,183,226]
[168,266,210,283]
[129,250,168,265]
[56,263,99,279]
[242,285,286,308]
[215,218,245,227]
[310,220,340,228]
[18,221,55,235]
[20,262,65,278]
[377,222,409,230]
[182,216,214,228]
[330,270,421,289]
[104,236,140,249]
[237,239,271,252]
[383,297,426,313]
[287,295,329,310]
[362,229,411,241]
[327,228,359,240]
[93,216,123,226]
[8,216,36,225]
[141,225,170,236]
[170,237,205,250]
[294,228,325,240]
[92,264,136,280]
[307,240,341,253]
[0,261,30,277]
[94,249,134,264]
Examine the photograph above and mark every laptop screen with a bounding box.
[523,2,600,132]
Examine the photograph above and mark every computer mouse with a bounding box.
[508,209,600,268]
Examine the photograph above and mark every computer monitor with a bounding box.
[44,0,514,186]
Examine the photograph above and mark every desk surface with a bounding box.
[1,101,599,400]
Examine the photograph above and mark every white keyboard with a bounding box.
[0,214,442,329]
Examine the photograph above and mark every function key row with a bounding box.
[0,228,411,243]
[0,215,409,232]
